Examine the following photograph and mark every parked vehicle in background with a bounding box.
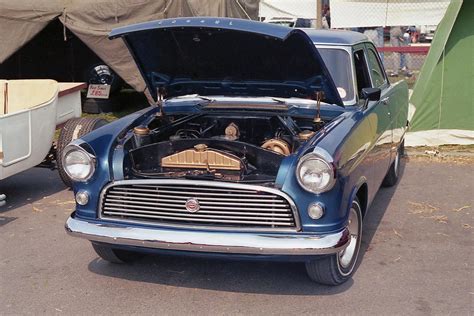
[418,25,437,42]
[0,80,107,188]
[266,17,316,28]
[64,18,408,286]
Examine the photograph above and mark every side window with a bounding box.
[353,49,371,98]
[366,47,386,88]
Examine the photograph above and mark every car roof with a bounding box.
[302,29,369,46]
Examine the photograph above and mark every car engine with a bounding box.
[126,113,326,183]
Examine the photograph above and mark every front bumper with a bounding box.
[65,214,350,256]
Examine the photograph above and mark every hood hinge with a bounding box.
[156,87,166,117]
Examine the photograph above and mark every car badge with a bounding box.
[185,198,200,213]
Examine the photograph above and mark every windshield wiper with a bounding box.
[174,94,215,102]
[271,97,289,105]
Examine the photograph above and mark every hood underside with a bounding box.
[110,17,343,106]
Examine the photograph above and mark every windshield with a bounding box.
[317,48,354,102]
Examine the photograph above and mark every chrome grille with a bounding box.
[100,180,298,230]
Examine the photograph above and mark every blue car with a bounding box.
[64,17,408,285]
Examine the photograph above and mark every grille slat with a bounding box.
[103,207,294,221]
[106,193,287,204]
[104,200,291,211]
[104,199,291,214]
[103,204,293,217]
[112,187,276,198]
[102,211,295,226]
[101,182,297,230]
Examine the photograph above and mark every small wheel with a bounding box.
[84,63,123,94]
[56,117,108,187]
[382,141,403,187]
[91,242,144,264]
[305,199,363,285]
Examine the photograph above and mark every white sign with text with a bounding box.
[87,84,111,99]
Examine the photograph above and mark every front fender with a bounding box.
[72,106,158,219]
[278,110,372,233]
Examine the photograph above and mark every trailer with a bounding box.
[0,80,106,205]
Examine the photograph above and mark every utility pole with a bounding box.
[316,0,322,29]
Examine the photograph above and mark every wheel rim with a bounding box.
[338,207,360,270]
[90,65,115,86]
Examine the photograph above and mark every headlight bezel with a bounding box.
[296,150,336,194]
[62,144,97,182]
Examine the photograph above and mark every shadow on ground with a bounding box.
[87,159,406,295]
[357,158,406,266]
[0,168,67,214]
[89,255,354,295]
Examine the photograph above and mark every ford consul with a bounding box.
[64,18,408,285]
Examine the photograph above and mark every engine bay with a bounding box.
[127,112,329,183]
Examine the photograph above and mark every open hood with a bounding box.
[110,17,343,106]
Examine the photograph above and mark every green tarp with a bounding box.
[408,0,474,145]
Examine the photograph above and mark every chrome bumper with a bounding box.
[65,215,350,256]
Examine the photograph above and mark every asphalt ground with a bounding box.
[1,158,473,315]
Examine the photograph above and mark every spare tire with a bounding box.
[56,117,108,188]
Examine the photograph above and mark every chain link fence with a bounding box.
[259,0,451,87]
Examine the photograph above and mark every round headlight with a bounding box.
[62,146,96,182]
[296,153,335,194]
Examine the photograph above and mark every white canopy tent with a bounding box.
[259,0,450,27]
[259,0,317,19]
[330,0,450,28]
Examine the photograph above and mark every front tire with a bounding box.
[305,199,363,286]
[56,117,108,187]
[91,242,144,264]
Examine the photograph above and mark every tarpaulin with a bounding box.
[0,0,258,95]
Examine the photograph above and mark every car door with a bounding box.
[353,44,392,197]
[365,43,407,165]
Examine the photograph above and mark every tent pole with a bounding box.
[316,0,322,29]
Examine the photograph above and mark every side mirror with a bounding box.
[361,87,381,101]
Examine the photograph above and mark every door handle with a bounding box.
[381,97,390,105]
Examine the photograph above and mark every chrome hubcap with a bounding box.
[338,207,360,269]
